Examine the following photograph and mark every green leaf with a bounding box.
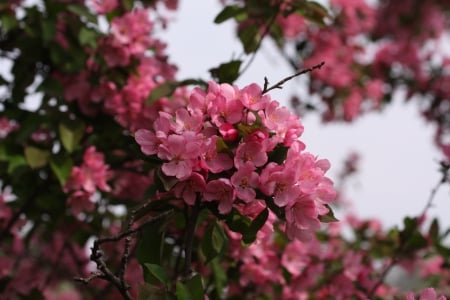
[7,155,27,174]
[428,218,440,241]
[78,27,98,48]
[295,1,330,26]
[144,264,169,284]
[138,283,167,300]
[59,121,85,153]
[147,82,178,104]
[50,154,73,186]
[242,208,269,244]
[224,208,251,234]
[318,205,339,223]
[41,19,56,43]
[201,221,228,263]
[209,60,242,84]
[24,146,50,169]
[214,5,245,24]
[210,258,226,298]
[238,24,260,54]
[184,274,204,300]
[67,5,97,23]
[176,282,190,300]
[0,14,18,33]
[267,144,289,165]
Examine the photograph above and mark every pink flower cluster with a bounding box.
[64,146,111,215]
[135,81,335,240]
[0,117,19,139]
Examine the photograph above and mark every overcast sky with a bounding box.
[161,0,450,228]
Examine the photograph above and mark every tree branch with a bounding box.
[262,61,325,94]
[75,209,173,300]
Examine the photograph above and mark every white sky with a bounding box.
[161,0,450,228]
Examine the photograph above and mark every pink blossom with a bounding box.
[231,162,259,202]
[158,132,203,180]
[406,288,447,300]
[65,146,111,194]
[202,136,234,173]
[234,141,268,169]
[0,117,19,139]
[173,172,206,205]
[239,83,270,110]
[90,0,118,14]
[203,179,236,214]
[260,162,301,207]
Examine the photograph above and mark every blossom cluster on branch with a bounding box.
[0,0,450,299]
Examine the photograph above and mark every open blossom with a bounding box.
[135,80,335,240]
[64,147,111,215]
[406,288,447,300]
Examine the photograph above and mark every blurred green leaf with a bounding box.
[318,205,339,223]
[24,146,50,169]
[67,5,97,23]
[201,221,228,263]
[209,60,242,84]
[59,121,85,153]
[50,154,73,186]
[41,19,56,43]
[210,258,226,298]
[238,24,260,54]
[78,27,98,48]
[0,14,18,32]
[243,208,269,244]
[184,274,204,300]
[214,5,245,24]
[144,264,169,284]
[7,154,27,174]
[147,82,178,104]
[176,282,190,300]
[138,283,168,300]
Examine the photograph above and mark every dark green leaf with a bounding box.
[7,154,27,174]
[201,221,228,263]
[176,281,190,300]
[318,204,339,223]
[428,218,440,241]
[144,263,169,284]
[267,144,288,164]
[41,19,56,43]
[209,60,242,84]
[184,274,204,300]
[67,5,97,23]
[138,283,167,300]
[238,24,260,54]
[214,5,245,24]
[224,208,251,234]
[243,208,269,244]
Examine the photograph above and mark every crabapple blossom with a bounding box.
[135,80,336,240]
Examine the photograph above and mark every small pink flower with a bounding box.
[234,141,267,169]
[203,179,236,214]
[173,172,206,205]
[231,162,259,202]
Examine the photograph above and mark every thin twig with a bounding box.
[262,61,325,94]
[367,257,398,298]
[419,162,449,218]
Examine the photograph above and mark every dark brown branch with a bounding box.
[262,61,325,94]
[183,199,201,276]
[75,209,173,300]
